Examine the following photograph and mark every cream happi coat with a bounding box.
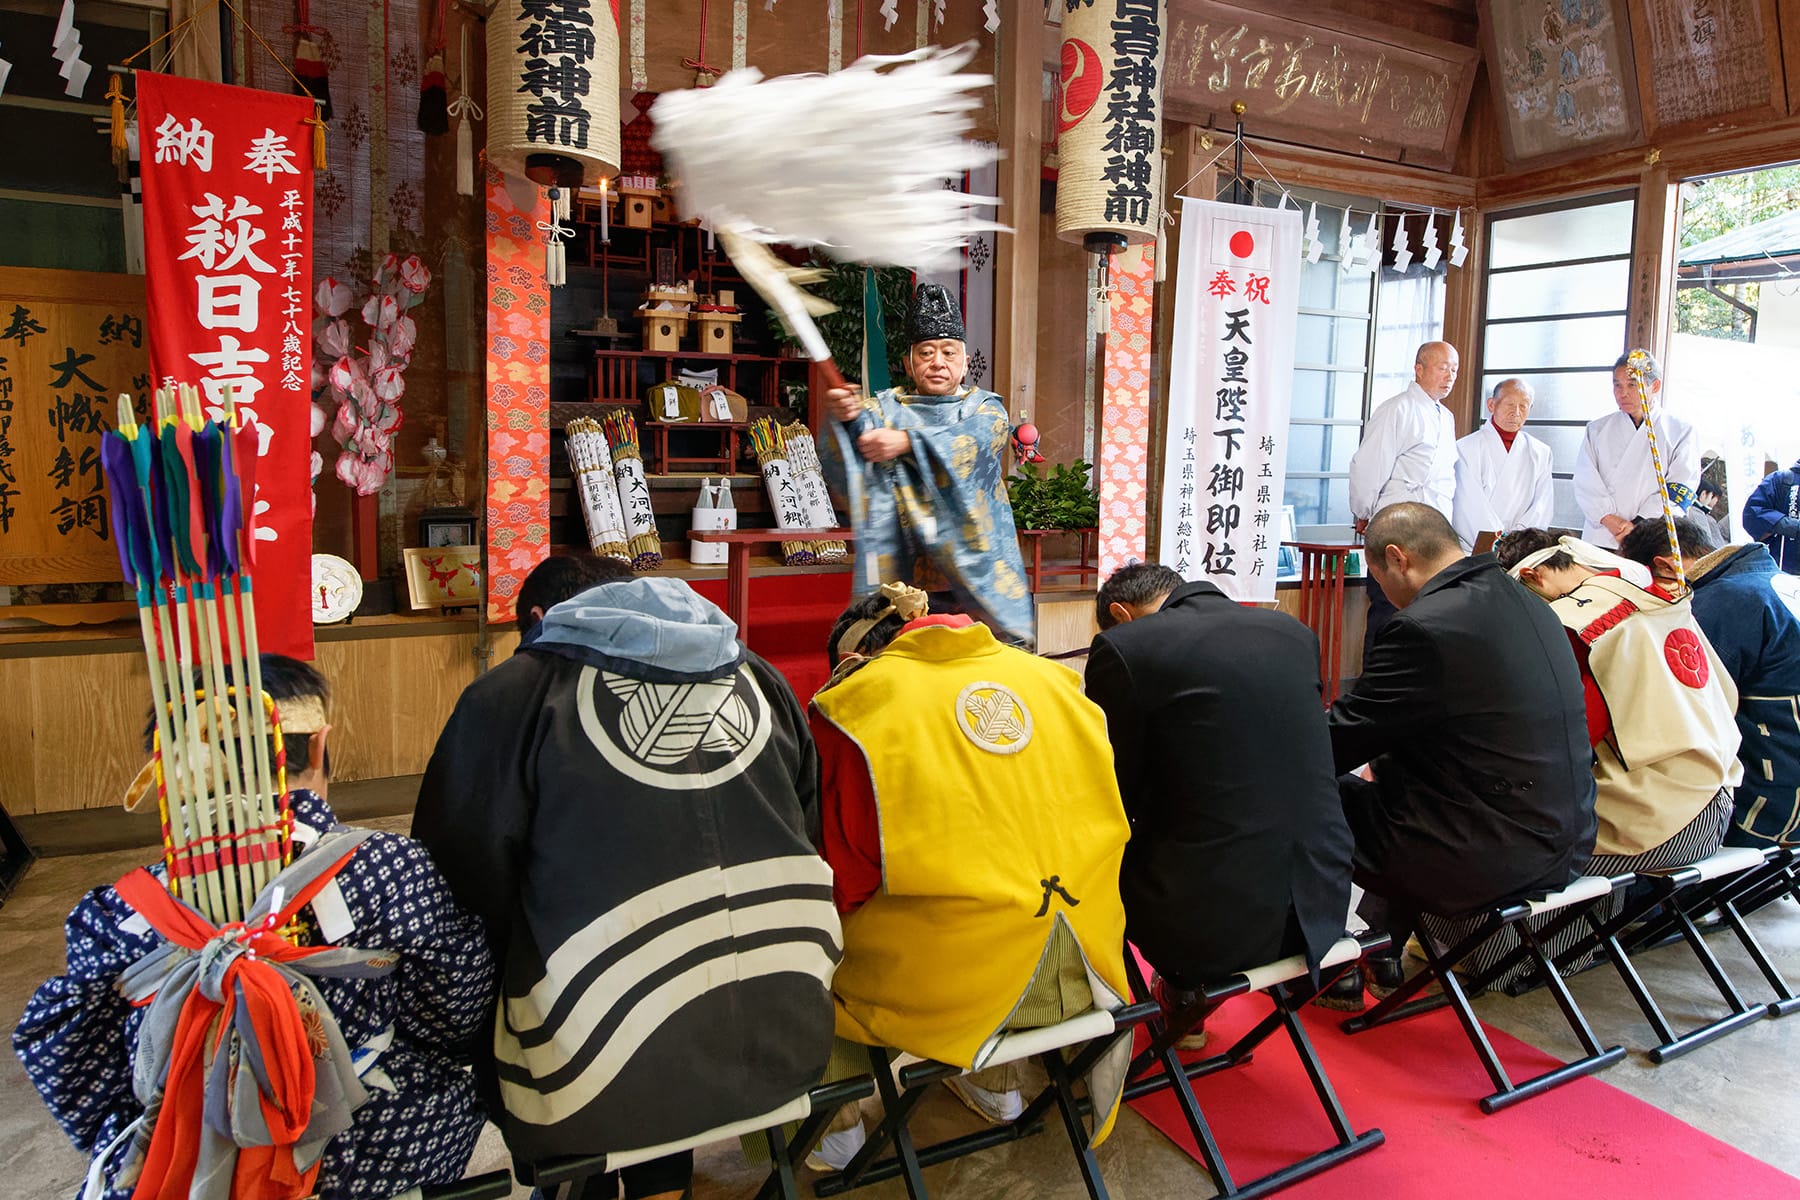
[1347,382,1457,522]
[1572,408,1700,549]
[1451,421,1554,549]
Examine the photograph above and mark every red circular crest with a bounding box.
[1663,627,1709,689]
[1057,39,1103,133]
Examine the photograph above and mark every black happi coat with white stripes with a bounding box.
[413,579,841,1165]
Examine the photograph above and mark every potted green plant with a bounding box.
[1007,460,1101,591]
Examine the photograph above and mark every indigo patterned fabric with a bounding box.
[821,386,1034,647]
[12,791,495,1200]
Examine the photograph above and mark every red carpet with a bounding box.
[690,573,850,702]
[1128,990,1799,1199]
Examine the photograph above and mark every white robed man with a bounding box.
[1346,340,1460,663]
[1573,350,1700,549]
[1451,378,1554,551]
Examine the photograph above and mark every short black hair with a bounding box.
[517,554,634,634]
[1095,561,1183,631]
[1613,349,1662,385]
[1365,503,1460,568]
[1617,514,1719,566]
[1492,528,1569,572]
[825,592,914,669]
[142,653,332,777]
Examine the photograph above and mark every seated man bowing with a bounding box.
[819,283,1034,647]
[809,584,1132,1157]
[1085,562,1354,1023]
[414,557,840,1199]
[1328,504,1598,994]
[1619,516,1800,847]
[15,655,495,1200]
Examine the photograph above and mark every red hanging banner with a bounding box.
[138,72,315,659]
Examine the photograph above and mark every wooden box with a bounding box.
[620,186,656,229]
[642,312,687,351]
[694,310,741,353]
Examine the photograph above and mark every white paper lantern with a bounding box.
[1055,0,1167,251]
[487,0,622,187]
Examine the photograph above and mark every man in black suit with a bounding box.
[1087,563,1355,1027]
[1331,503,1597,988]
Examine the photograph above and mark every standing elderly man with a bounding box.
[1573,350,1699,549]
[1327,504,1597,996]
[819,282,1034,647]
[1452,378,1554,551]
[1346,341,1460,660]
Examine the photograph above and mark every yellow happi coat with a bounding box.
[812,621,1132,1139]
[1551,574,1744,856]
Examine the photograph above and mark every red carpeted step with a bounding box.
[690,573,852,704]
[1128,985,1796,1198]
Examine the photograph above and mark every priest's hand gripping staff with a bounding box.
[1625,349,1687,597]
[102,385,292,928]
[649,44,1002,437]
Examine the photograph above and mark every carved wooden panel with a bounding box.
[1633,0,1783,129]
[1164,0,1480,169]
[1479,0,1645,168]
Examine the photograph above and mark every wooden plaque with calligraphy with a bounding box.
[0,267,148,588]
[1628,0,1784,132]
[1478,0,1646,169]
[1164,0,1479,170]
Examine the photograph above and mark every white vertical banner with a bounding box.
[1159,199,1301,601]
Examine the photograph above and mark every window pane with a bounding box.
[1488,199,1635,269]
[1290,369,1366,420]
[1526,423,1592,474]
[1299,260,1374,313]
[1551,478,1584,531]
[1283,476,1352,529]
[1477,371,1614,423]
[1287,424,1361,475]
[1484,315,1626,371]
[1296,313,1369,368]
[1485,259,1631,320]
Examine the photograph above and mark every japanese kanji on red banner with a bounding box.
[138,73,314,658]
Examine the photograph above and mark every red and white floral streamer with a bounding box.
[1098,245,1154,578]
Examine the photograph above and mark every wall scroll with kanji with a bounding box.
[0,267,150,587]
[137,72,315,657]
[1158,199,1300,602]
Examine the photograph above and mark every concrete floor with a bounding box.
[4,821,1799,1200]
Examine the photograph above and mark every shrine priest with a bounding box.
[1573,350,1700,549]
[820,282,1034,647]
[1451,378,1554,551]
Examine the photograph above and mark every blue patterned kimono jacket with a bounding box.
[12,791,495,1200]
[821,385,1034,647]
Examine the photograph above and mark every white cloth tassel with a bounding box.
[455,118,474,195]
[650,45,1004,274]
[541,188,573,287]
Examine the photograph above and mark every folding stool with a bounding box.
[519,1077,875,1200]
[1676,844,1798,928]
[1342,874,1630,1112]
[419,1172,512,1199]
[1122,933,1389,1199]
[803,1001,1160,1200]
[1575,846,1800,1062]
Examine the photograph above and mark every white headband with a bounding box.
[1507,537,1652,588]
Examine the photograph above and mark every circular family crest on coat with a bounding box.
[1663,627,1710,689]
[955,681,1034,755]
[575,664,773,788]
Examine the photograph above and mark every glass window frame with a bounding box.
[1475,190,1638,531]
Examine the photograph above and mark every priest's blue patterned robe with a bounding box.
[821,385,1035,647]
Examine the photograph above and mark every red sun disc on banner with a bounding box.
[1230,231,1256,257]
[1058,39,1102,133]
[1664,627,1710,688]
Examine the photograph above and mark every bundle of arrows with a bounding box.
[99,384,292,929]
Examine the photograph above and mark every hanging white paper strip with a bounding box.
[1421,213,1443,271]
[1303,202,1322,264]
[881,0,899,30]
[983,0,1000,32]
[1449,208,1469,268]
[1391,213,1414,272]
[51,0,89,97]
[1362,211,1381,275]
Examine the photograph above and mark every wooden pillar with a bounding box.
[993,2,1043,413]
[1629,158,1679,362]
[1442,210,1486,435]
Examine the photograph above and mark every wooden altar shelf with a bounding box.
[690,528,855,642]
[642,420,747,476]
[1018,528,1100,593]
[590,348,809,408]
[1285,540,1361,706]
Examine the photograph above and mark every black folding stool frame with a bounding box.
[520,1077,877,1200]
[1517,847,1800,1063]
[1342,878,1629,1113]
[420,1171,512,1199]
[1119,934,1388,1200]
[804,1001,1161,1200]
